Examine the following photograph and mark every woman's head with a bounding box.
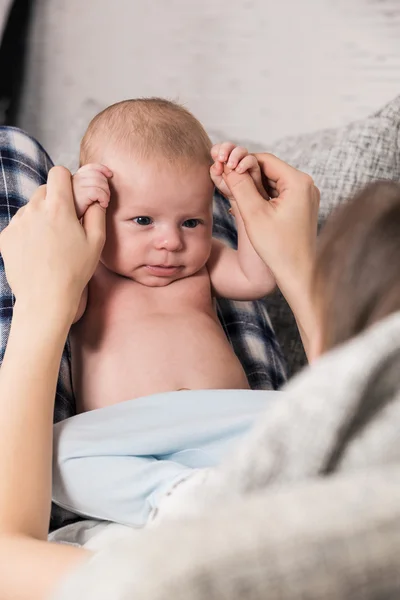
[313,180,400,354]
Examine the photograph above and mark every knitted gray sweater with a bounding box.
[54,312,400,599]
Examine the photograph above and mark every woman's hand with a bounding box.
[0,166,106,322]
[223,153,320,291]
[223,154,321,360]
[0,165,95,598]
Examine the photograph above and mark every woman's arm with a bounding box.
[0,304,72,540]
[0,304,90,600]
[0,167,105,600]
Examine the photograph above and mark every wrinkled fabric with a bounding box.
[54,313,400,600]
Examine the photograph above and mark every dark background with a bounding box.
[0,0,33,125]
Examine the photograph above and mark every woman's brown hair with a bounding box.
[313,180,400,352]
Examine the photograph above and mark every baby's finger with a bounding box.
[78,176,110,194]
[236,156,269,200]
[97,194,111,209]
[77,163,113,178]
[211,144,221,161]
[210,161,224,177]
[75,176,111,199]
[235,155,258,174]
[226,146,248,169]
[86,187,110,208]
[217,142,236,163]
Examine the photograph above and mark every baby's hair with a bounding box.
[313,180,400,351]
[80,97,212,166]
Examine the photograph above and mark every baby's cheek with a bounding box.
[99,237,115,264]
[195,239,212,268]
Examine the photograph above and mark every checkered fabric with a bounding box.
[213,189,287,390]
[0,126,286,529]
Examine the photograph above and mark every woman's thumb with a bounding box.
[223,169,269,221]
[82,202,106,252]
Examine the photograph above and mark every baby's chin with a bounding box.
[106,261,205,286]
[121,268,191,287]
[137,276,181,287]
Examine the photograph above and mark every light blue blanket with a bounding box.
[52,389,276,526]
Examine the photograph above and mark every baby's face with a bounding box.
[100,155,214,286]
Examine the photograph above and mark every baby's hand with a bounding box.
[210,143,268,202]
[72,163,113,219]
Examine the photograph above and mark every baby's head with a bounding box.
[80,98,214,286]
[312,180,400,355]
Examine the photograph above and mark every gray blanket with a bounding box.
[54,312,400,599]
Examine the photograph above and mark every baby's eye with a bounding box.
[182,219,201,229]
[133,216,153,226]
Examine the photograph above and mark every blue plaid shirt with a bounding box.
[0,126,286,530]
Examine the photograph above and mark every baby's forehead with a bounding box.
[113,176,213,218]
[110,154,212,191]
[115,187,213,210]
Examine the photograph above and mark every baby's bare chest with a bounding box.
[70,269,248,409]
[76,269,217,349]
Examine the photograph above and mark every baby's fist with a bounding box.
[210,142,268,202]
[72,163,113,219]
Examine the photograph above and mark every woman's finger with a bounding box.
[222,168,271,221]
[10,205,26,222]
[82,202,106,252]
[0,185,46,251]
[254,152,301,186]
[30,184,47,203]
[45,166,76,217]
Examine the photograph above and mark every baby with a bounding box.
[70,98,275,412]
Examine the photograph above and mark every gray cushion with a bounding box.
[265,95,400,375]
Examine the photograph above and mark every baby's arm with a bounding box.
[71,164,112,322]
[208,144,276,300]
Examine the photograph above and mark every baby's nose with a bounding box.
[155,228,183,252]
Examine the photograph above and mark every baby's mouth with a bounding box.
[145,265,182,276]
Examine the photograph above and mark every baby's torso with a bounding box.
[71,265,249,412]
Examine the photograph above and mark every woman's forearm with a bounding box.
[277,261,319,362]
[0,301,72,540]
[293,296,319,362]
